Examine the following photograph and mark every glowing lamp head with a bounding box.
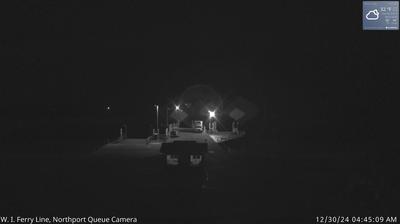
[106,106,111,111]
[208,110,216,119]
[175,105,180,111]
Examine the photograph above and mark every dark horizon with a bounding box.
[1,1,400,142]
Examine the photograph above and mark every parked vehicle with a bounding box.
[170,129,178,138]
[192,120,203,132]
[160,141,208,189]
[160,141,207,167]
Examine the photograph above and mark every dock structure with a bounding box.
[94,130,245,158]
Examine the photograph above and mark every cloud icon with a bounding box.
[366,9,380,20]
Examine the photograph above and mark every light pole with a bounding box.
[166,106,168,128]
[155,104,159,134]
[166,105,180,128]
[208,110,216,133]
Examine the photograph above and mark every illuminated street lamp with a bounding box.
[208,110,216,119]
[167,104,181,127]
[208,110,217,133]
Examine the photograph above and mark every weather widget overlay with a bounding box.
[363,1,399,30]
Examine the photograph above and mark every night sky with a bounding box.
[1,1,399,141]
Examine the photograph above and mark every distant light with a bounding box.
[106,106,111,111]
[208,110,216,119]
[175,105,180,111]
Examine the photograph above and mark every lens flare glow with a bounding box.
[208,110,216,119]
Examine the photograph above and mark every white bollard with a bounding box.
[120,128,124,139]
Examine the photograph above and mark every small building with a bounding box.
[160,141,208,167]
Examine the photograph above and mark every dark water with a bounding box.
[1,115,151,154]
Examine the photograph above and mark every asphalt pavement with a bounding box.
[2,132,399,223]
